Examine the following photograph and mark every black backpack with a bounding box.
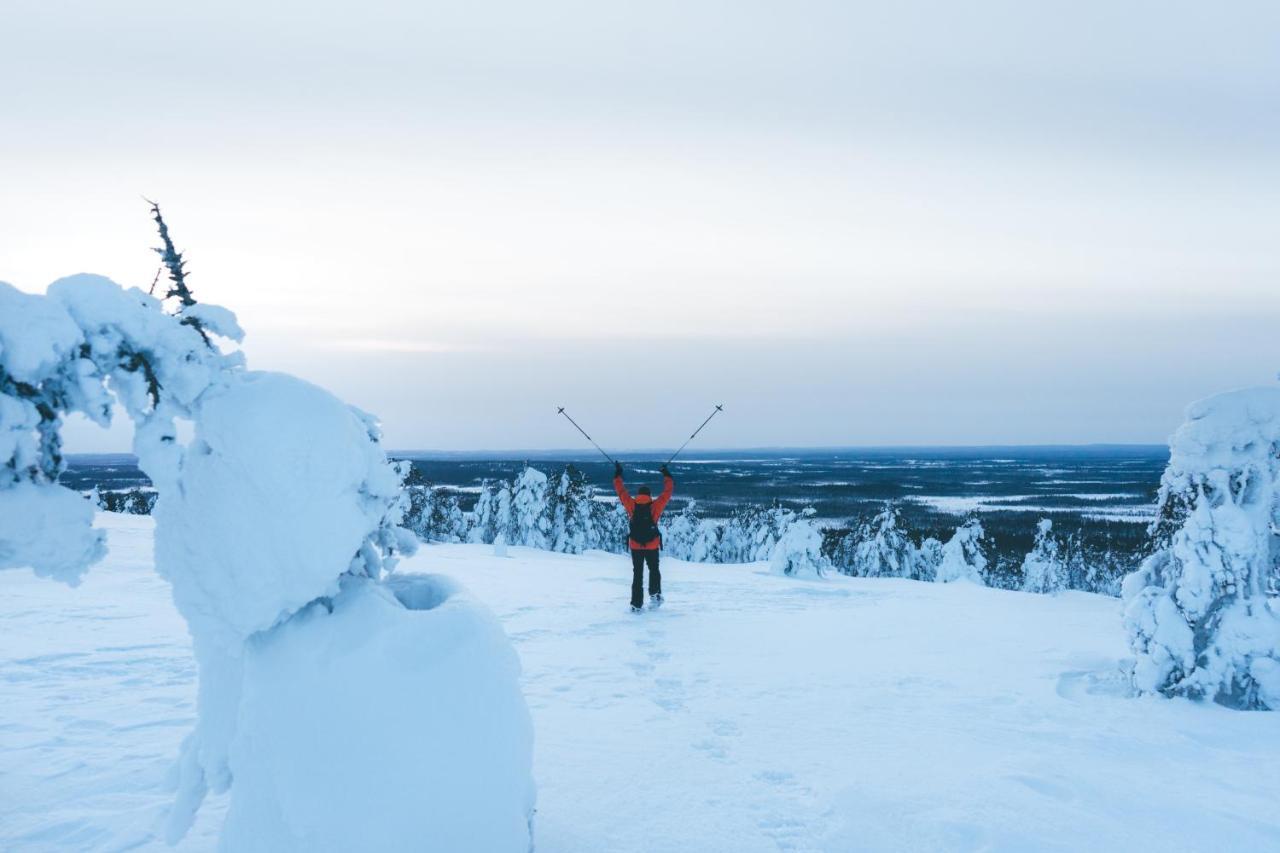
[629,501,660,545]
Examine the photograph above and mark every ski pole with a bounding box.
[665,404,724,466]
[556,407,617,465]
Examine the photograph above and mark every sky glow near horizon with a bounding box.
[2,0,1278,452]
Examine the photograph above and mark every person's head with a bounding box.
[638,485,652,497]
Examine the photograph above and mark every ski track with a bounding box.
[4,513,1280,851]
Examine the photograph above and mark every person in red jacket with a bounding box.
[613,462,675,612]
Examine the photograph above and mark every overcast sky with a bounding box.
[2,0,1278,451]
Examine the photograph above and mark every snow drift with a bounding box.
[223,573,535,852]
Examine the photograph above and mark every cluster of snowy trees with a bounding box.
[826,506,1118,594]
[405,465,626,554]
[404,466,1108,588]
[404,467,834,575]
[90,486,157,515]
[409,469,802,555]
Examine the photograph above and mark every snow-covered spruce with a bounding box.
[404,473,469,544]
[1022,518,1067,594]
[769,511,830,578]
[660,500,704,559]
[549,465,598,554]
[837,503,921,579]
[914,537,943,583]
[1121,387,1280,710]
[1,241,534,844]
[512,464,552,550]
[935,517,989,585]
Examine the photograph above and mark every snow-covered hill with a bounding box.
[3,513,1280,852]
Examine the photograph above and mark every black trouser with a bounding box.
[630,549,661,608]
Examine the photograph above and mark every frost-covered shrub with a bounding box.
[935,518,988,584]
[770,513,830,577]
[1122,388,1280,710]
[1021,518,1066,594]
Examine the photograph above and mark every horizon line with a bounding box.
[65,442,1170,461]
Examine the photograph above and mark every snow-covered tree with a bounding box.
[468,479,496,544]
[511,464,550,549]
[592,499,629,554]
[0,266,243,583]
[96,487,158,515]
[660,500,703,559]
[845,504,919,579]
[0,209,535,848]
[689,519,723,562]
[434,492,468,542]
[770,512,830,577]
[404,479,468,543]
[935,518,988,584]
[549,465,596,554]
[493,479,515,546]
[915,537,943,582]
[1021,518,1066,594]
[1122,388,1280,710]
[721,501,795,563]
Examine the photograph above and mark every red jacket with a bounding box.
[614,474,674,550]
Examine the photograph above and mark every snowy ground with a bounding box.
[4,514,1280,852]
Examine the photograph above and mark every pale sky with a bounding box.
[2,0,1278,451]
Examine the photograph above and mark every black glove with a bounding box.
[660,464,672,478]
[614,462,623,479]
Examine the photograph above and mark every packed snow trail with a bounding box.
[4,514,1280,851]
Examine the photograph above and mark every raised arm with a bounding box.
[652,466,675,516]
[613,462,634,513]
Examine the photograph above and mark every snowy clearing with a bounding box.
[4,513,1280,852]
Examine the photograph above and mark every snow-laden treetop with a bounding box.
[1171,387,1280,474]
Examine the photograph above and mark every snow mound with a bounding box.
[223,573,534,852]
